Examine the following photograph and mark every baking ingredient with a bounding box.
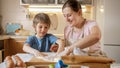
[14,55,26,67]
[4,56,15,68]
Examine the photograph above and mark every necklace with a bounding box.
[71,19,86,39]
[73,19,86,32]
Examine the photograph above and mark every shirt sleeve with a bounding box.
[24,36,34,46]
[48,34,58,45]
[88,21,97,31]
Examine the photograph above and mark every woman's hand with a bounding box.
[55,47,72,57]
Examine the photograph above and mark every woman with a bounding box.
[58,0,103,56]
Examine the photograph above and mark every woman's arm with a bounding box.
[68,25,101,52]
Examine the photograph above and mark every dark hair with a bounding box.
[33,13,51,27]
[62,0,82,12]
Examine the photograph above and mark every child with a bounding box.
[23,13,64,57]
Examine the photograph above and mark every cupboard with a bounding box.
[20,0,93,6]
[4,38,26,58]
[20,0,68,5]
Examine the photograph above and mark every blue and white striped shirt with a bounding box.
[24,34,58,52]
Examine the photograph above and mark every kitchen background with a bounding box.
[0,0,120,63]
[0,0,96,36]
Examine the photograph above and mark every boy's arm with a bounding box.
[50,43,58,52]
[50,39,65,53]
[23,43,47,57]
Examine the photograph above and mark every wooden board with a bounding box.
[25,56,113,68]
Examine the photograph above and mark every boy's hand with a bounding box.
[50,44,58,52]
[33,50,48,57]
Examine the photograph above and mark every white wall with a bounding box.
[103,0,120,63]
[95,0,104,49]
[104,0,120,44]
[1,0,97,36]
[1,0,33,32]
[1,0,66,35]
[95,0,120,63]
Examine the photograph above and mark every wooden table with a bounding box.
[25,56,114,68]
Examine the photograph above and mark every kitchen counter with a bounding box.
[0,35,9,40]
[0,35,28,58]
[0,34,64,40]
[8,35,28,39]
[0,35,28,40]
